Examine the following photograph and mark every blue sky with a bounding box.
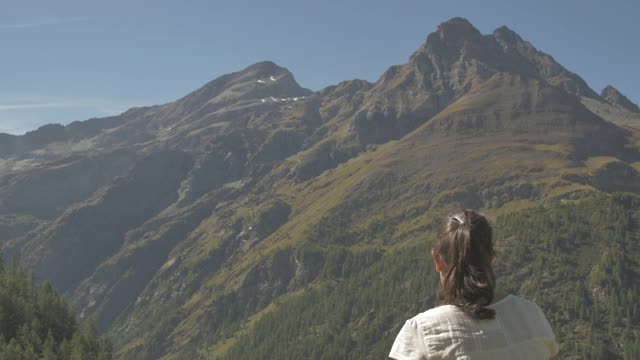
[1,0,638,135]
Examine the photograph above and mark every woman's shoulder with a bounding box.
[412,293,520,319]
[410,304,466,329]
[413,303,460,318]
[410,294,547,324]
[411,295,541,323]
[492,294,546,314]
[491,294,556,335]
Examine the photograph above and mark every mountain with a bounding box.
[1,17,640,359]
[601,85,640,113]
[581,85,640,129]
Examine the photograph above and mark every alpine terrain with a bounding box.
[1,17,640,359]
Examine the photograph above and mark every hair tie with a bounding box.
[453,213,466,225]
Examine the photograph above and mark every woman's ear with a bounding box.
[431,248,444,273]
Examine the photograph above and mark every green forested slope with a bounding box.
[216,193,640,360]
[0,259,112,360]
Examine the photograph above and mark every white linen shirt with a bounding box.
[389,294,559,360]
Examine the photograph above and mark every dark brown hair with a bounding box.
[434,208,496,319]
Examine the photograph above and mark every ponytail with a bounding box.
[436,209,496,320]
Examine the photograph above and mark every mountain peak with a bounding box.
[240,61,291,79]
[438,17,478,33]
[246,60,280,69]
[492,25,524,45]
[412,17,484,62]
[601,85,640,113]
[228,60,311,97]
[433,17,482,45]
[174,61,311,114]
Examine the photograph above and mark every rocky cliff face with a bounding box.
[1,17,639,359]
[581,85,640,129]
[601,85,640,113]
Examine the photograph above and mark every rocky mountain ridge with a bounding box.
[601,84,640,113]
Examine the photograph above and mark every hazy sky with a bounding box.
[2,0,638,135]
